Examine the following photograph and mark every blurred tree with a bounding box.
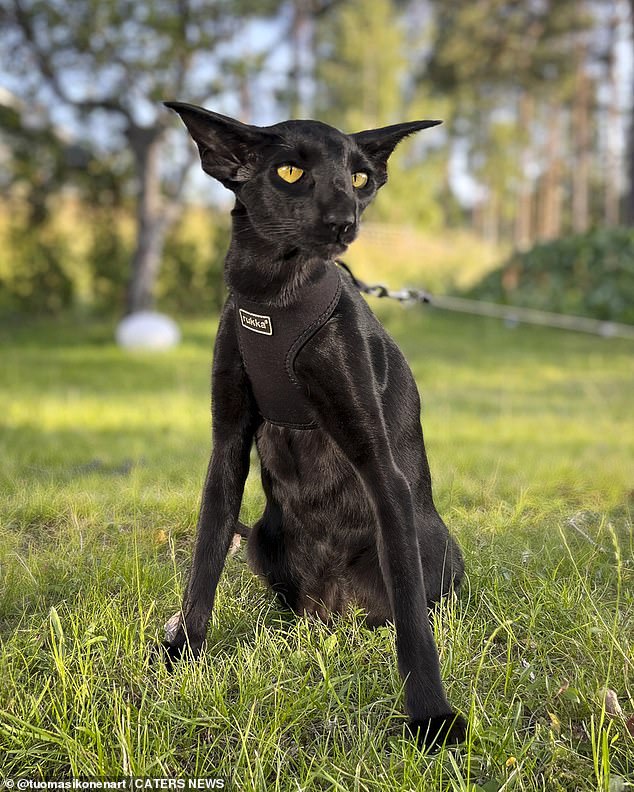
[0,90,129,314]
[281,0,342,118]
[313,0,445,227]
[0,93,95,226]
[1,0,281,314]
[424,0,596,244]
[314,0,406,130]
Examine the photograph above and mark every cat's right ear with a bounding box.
[164,102,276,189]
[352,119,442,178]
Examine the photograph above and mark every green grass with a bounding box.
[0,307,632,791]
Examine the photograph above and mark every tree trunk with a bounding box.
[626,0,634,224]
[625,0,634,226]
[238,65,253,123]
[126,126,171,314]
[572,47,591,234]
[483,190,499,246]
[628,105,634,224]
[289,0,309,117]
[604,4,621,227]
[472,200,483,237]
[514,92,534,250]
[538,104,563,240]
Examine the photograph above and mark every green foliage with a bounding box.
[0,218,76,315]
[467,228,634,323]
[0,204,129,317]
[0,202,230,317]
[315,0,407,131]
[88,214,134,313]
[157,215,230,315]
[426,0,591,97]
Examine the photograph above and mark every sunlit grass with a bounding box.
[0,308,632,790]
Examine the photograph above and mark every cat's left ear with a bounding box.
[352,120,442,172]
[164,101,279,189]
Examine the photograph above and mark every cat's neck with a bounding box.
[224,201,329,306]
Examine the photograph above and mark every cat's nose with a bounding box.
[323,212,355,239]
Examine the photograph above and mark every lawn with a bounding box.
[0,305,632,791]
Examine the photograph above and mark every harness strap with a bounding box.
[234,263,342,429]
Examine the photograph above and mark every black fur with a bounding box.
[161,102,466,748]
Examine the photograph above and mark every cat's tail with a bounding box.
[235,521,251,539]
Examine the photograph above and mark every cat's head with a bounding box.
[165,102,440,258]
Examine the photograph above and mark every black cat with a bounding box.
[161,102,467,749]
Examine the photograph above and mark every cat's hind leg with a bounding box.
[345,540,393,627]
[247,503,300,612]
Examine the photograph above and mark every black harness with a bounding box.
[233,263,342,429]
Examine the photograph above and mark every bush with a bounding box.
[0,199,229,317]
[0,199,130,317]
[158,211,229,315]
[0,220,76,315]
[89,217,133,314]
[466,228,634,324]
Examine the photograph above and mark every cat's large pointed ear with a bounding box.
[164,101,278,189]
[352,120,442,170]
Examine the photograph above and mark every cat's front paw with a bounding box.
[148,611,204,671]
[408,712,467,751]
[152,638,202,672]
[148,614,203,671]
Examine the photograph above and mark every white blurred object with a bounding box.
[116,311,181,350]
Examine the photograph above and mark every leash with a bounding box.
[337,260,433,305]
[336,260,634,341]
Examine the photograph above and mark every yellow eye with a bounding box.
[352,172,368,189]
[277,164,304,183]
